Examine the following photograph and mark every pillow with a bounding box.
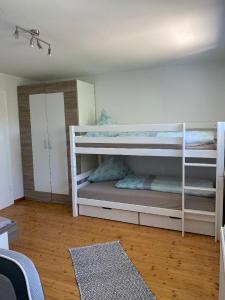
[86,110,118,137]
[88,156,130,182]
[185,131,215,145]
[156,130,215,145]
[97,109,115,125]
[115,173,146,189]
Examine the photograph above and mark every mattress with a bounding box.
[77,143,216,150]
[78,181,215,212]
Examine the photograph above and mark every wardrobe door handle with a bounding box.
[48,139,52,150]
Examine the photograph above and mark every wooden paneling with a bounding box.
[25,191,52,202]
[17,80,76,95]
[1,200,220,300]
[18,92,34,194]
[18,80,80,204]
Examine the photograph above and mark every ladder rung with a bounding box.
[184,209,216,217]
[184,186,216,192]
[184,163,216,168]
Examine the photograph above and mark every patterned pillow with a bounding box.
[115,173,146,189]
[97,109,115,125]
[86,110,118,137]
[88,156,129,182]
[156,131,215,145]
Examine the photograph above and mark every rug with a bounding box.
[69,241,156,300]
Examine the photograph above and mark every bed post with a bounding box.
[216,122,225,240]
[181,122,186,237]
[70,126,78,217]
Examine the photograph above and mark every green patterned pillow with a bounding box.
[115,173,146,189]
[88,156,129,182]
[86,110,118,137]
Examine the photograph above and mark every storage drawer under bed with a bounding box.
[140,212,214,236]
[140,213,182,231]
[79,205,214,236]
[79,204,139,224]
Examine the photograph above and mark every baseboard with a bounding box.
[14,197,25,202]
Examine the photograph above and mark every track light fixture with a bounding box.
[13,26,19,39]
[48,47,51,56]
[30,36,34,47]
[13,25,52,56]
[37,39,43,49]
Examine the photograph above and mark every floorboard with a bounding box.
[1,200,220,300]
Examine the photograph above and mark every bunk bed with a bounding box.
[69,122,225,240]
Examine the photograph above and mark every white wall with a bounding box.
[93,60,225,179]
[0,73,33,200]
[1,61,223,202]
[94,60,225,123]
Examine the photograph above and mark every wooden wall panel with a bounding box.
[18,80,79,204]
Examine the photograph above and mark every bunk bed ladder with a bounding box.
[183,123,219,240]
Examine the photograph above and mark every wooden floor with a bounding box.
[1,200,220,300]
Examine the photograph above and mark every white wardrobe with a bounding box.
[18,80,95,203]
[30,92,69,195]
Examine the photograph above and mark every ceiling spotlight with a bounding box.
[30,36,34,47]
[37,39,43,49]
[13,26,19,39]
[13,25,52,56]
[30,29,39,36]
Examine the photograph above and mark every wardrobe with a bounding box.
[18,80,95,203]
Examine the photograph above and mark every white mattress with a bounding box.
[78,181,215,212]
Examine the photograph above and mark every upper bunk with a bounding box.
[70,122,225,160]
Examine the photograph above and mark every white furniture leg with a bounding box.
[219,228,225,300]
[0,232,9,249]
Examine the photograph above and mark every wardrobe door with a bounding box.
[0,91,14,209]
[29,94,51,193]
[77,80,95,126]
[46,93,69,195]
[77,80,97,172]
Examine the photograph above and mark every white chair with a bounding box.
[0,248,45,300]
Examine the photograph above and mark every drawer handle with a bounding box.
[169,217,181,220]
[102,207,112,210]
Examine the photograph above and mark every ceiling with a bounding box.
[0,0,225,80]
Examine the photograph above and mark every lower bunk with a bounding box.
[77,181,215,236]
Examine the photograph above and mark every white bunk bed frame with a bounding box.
[70,122,225,240]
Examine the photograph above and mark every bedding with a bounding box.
[88,156,130,182]
[86,110,118,137]
[85,110,155,137]
[84,109,216,145]
[115,174,214,197]
[86,130,216,144]
[156,131,216,145]
[117,131,154,137]
[78,181,215,212]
